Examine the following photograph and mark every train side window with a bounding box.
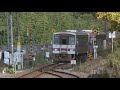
[54,34,60,44]
[69,36,75,45]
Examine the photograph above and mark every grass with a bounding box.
[23,53,51,69]
[101,46,120,78]
[31,53,50,67]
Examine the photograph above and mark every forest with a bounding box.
[0,12,105,46]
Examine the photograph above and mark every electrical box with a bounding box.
[45,52,50,58]
[4,51,10,65]
[71,60,76,65]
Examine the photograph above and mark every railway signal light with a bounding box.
[92,30,98,35]
[17,42,21,47]
[91,27,99,38]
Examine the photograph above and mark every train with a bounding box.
[51,30,106,64]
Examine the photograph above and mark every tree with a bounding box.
[0,12,104,46]
[96,12,120,32]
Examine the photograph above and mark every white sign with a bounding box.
[93,45,98,59]
[45,52,49,58]
[71,60,76,65]
[93,45,98,49]
[91,38,96,41]
[33,57,35,61]
[13,52,23,65]
[4,51,10,65]
[109,31,116,38]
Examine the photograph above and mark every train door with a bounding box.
[60,35,69,52]
[78,35,88,54]
[77,35,88,63]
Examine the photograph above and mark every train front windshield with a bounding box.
[54,34,75,45]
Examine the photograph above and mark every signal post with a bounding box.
[91,28,99,60]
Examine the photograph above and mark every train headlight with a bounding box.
[53,48,59,51]
[68,49,75,51]
[55,49,58,51]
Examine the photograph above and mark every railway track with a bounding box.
[45,70,79,78]
[18,63,79,78]
[18,63,59,78]
[19,63,66,78]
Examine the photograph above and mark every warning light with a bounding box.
[92,28,99,36]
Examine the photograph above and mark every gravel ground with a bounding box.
[37,73,60,78]
[55,69,89,78]
[77,59,107,73]
[0,58,108,78]
[0,69,32,78]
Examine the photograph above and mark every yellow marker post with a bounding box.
[17,42,21,52]
[17,42,21,47]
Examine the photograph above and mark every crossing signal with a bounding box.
[92,27,99,36]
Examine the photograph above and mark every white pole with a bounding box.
[21,53,23,69]
[94,47,95,59]
[103,40,106,49]
[96,47,97,59]
[94,46,98,59]
[92,40,95,59]
[112,36,113,53]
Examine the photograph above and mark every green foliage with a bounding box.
[113,48,120,67]
[105,47,120,68]
[101,69,110,78]
[103,47,120,77]
[97,12,120,32]
[4,67,15,74]
[0,12,104,45]
[34,53,50,66]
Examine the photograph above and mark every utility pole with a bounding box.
[16,12,20,43]
[16,12,23,70]
[5,12,10,51]
[10,12,14,70]
[112,36,113,53]
[16,12,21,52]
[103,17,107,50]
[104,18,107,33]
